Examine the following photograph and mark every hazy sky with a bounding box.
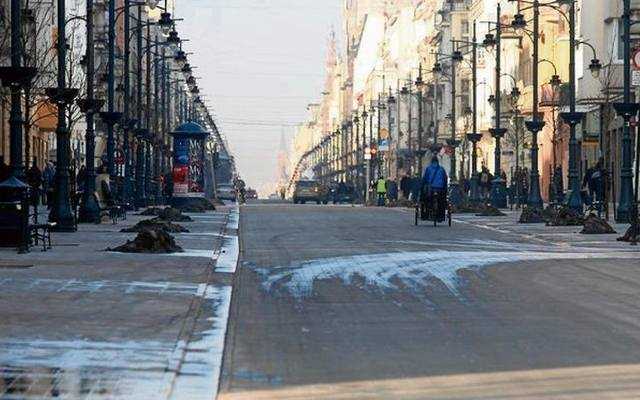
[177,0,341,194]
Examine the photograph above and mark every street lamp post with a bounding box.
[134,6,147,209]
[6,0,25,180]
[78,0,102,223]
[484,3,508,208]
[387,91,396,178]
[121,0,135,208]
[50,0,78,231]
[448,47,463,207]
[558,0,584,213]
[415,67,426,175]
[354,114,361,201]
[465,23,482,204]
[511,0,545,210]
[614,0,639,222]
[99,0,121,188]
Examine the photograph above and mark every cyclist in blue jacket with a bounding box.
[422,156,449,221]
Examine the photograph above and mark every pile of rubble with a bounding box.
[107,229,183,254]
[546,206,584,226]
[153,207,193,222]
[476,205,506,217]
[453,202,484,214]
[121,219,189,234]
[518,206,545,224]
[138,207,163,216]
[178,198,216,213]
[581,214,617,235]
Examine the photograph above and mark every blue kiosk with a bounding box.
[169,121,215,209]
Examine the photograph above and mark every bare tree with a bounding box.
[13,0,57,165]
[0,0,87,167]
[64,0,86,141]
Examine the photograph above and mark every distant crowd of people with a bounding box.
[369,155,609,210]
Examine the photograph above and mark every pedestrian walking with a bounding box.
[26,159,42,207]
[43,161,55,207]
[77,165,87,193]
[479,165,492,200]
[376,176,386,206]
[400,173,411,199]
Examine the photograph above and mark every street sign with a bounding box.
[633,70,640,87]
[364,147,371,160]
[378,139,389,152]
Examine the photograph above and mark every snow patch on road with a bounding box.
[258,249,638,299]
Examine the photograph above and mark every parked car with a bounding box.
[330,182,356,204]
[246,188,258,200]
[293,180,322,204]
[217,184,236,201]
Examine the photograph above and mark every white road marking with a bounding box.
[169,285,232,399]
[215,235,239,273]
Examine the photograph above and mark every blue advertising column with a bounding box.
[169,122,213,209]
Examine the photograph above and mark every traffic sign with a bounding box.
[633,70,640,87]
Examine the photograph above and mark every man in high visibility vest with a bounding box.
[376,176,387,207]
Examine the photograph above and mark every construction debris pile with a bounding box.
[107,229,183,253]
[476,205,506,217]
[545,206,584,226]
[580,214,617,234]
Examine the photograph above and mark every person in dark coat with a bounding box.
[77,165,87,193]
[26,159,42,206]
[479,165,492,199]
[400,173,411,199]
[43,161,55,206]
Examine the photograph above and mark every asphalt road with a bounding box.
[220,203,640,399]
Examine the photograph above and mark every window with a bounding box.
[460,79,470,110]
[610,17,624,63]
[461,21,469,39]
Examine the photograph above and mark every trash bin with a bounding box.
[0,176,30,250]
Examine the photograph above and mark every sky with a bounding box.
[176,0,342,195]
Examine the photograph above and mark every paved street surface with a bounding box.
[220,203,640,399]
[0,205,239,399]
